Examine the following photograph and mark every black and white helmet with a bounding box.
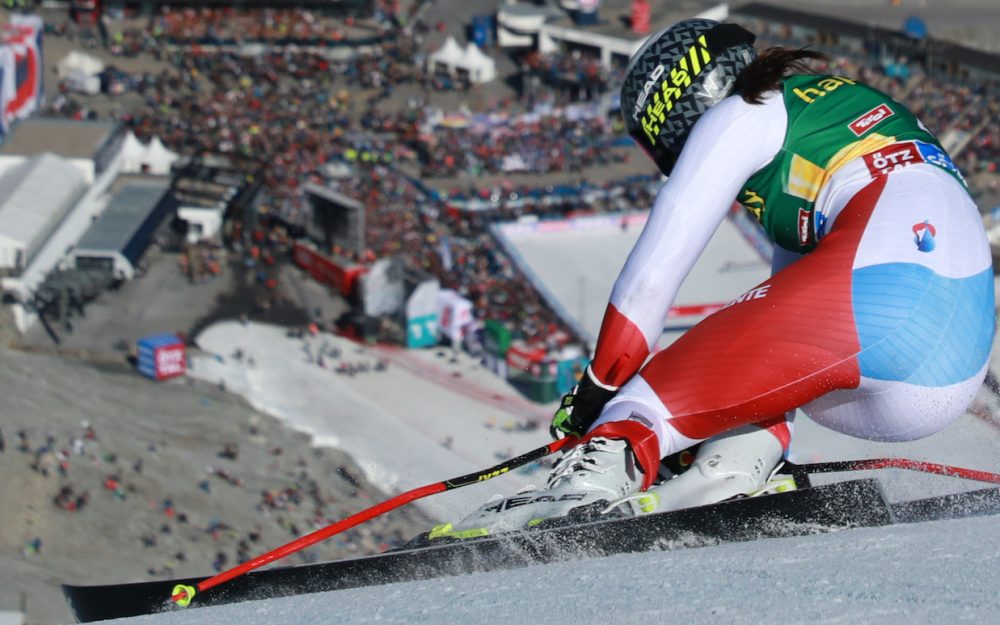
[621,19,756,175]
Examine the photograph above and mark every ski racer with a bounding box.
[449,19,995,535]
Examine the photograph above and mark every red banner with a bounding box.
[631,0,650,34]
[2,15,43,124]
[292,241,366,298]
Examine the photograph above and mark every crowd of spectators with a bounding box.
[93,4,402,54]
[416,110,625,178]
[520,49,625,101]
[146,8,348,45]
[437,175,661,219]
[40,9,1000,352]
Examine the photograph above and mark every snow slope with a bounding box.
[164,319,1000,625]
[188,321,1000,518]
[110,509,1000,625]
[189,321,555,520]
[165,208,1000,625]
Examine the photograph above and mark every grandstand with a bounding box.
[731,2,1000,81]
[104,0,373,13]
[6,1,1000,376]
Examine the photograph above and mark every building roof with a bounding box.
[75,182,169,256]
[0,153,88,259]
[304,181,365,211]
[0,118,117,160]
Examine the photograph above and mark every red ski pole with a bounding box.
[171,436,575,607]
[795,457,1000,485]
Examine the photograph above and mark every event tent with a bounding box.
[427,36,466,73]
[120,131,146,173]
[143,137,179,175]
[57,50,104,95]
[426,36,497,84]
[56,50,105,80]
[463,42,498,83]
[120,132,179,175]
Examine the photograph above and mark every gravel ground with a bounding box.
[0,343,432,625]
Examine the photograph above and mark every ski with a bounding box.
[64,478,891,622]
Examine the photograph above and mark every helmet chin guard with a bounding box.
[620,20,756,176]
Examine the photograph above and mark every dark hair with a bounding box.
[739,47,828,104]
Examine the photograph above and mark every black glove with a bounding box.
[549,365,618,439]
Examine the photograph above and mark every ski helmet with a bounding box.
[621,19,756,175]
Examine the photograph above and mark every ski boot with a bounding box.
[616,425,795,516]
[432,422,659,539]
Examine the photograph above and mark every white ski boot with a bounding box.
[439,436,646,538]
[618,425,794,515]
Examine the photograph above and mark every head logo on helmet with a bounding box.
[621,19,756,176]
[632,64,666,122]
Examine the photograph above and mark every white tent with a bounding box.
[56,50,105,80]
[56,50,104,95]
[427,36,466,74]
[427,37,497,84]
[141,137,179,175]
[462,43,497,83]
[120,131,147,173]
[63,71,101,95]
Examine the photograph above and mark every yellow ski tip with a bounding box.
[427,522,489,541]
[171,584,196,607]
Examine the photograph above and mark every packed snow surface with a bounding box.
[153,215,1000,625]
[112,511,1000,625]
[498,213,769,344]
[170,319,1000,625]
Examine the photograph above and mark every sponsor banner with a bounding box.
[2,15,44,123]
[154,344,186,380]
[438,289,474,345]
[136,334,186,381]
[849,103,894,137]
[505,342,546,372]
[11,14,43,100]
[498,212,649,237]
[0,47,13,140]
[631,0,650,34]
[292,241,366,297]
[863,140,966,186]
[863,141,924,178]
[406,313,438,348]
[914,141,967,186]
[797,207,812,247]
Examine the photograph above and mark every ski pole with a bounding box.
[794,457,1000,485]
[170,436,576,607]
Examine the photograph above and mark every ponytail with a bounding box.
[739,47,828,104]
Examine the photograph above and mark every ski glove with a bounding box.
[550,365,619,439]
